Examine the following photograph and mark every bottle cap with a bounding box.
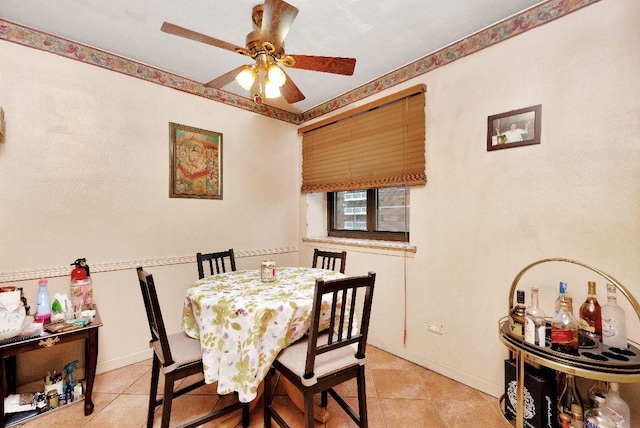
[559,281,567,294]
[39,278,48,286]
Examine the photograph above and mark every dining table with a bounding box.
[182,266,345,419]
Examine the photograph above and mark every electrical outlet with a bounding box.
[426,320,443,335]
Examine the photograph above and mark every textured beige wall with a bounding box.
[1,0,638,415]
[300,0,640,409]
[0,40,300,382]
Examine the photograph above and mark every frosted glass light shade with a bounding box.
[264,79,281,98]
[267,64,286,87]
[235,66,256,90]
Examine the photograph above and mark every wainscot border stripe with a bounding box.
[0,0,599,125]
[0,247,298,283]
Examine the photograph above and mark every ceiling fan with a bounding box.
[161,0,356,104]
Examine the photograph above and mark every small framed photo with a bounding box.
[169,122,222,199]
[487,104,541,151]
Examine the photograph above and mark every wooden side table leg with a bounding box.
[0,354,6,428]
[84,329,99,416]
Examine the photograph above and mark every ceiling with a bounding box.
[0,0,544,115]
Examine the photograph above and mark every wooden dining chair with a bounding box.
[136,267,249,428]
[196,248,236,279]
[264,272,376,428]
[312,248,347,274]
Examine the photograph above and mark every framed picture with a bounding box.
[169,122,222,199]
[487,104,541,151]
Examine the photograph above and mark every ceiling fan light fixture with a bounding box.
[235,65,257,90]
[279,55,296,68]
[264,78,281,99]
[267,63,286,87]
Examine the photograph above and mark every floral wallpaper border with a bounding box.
[0,0,599,125]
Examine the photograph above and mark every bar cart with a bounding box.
[498,258,640,428]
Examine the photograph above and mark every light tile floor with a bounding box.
[13,346,507,427]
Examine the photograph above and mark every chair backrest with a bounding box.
[304,272,375,380]
[137,267,174,367]
[196,248,236,279]
[312,249,347,274]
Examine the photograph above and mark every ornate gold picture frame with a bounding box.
[169,122,222,199]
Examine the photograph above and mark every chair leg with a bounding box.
[147,355,161,428]
[357,366,368,428]
[304,389,315,428]
[161,372,176,428]
[321,390,328,408]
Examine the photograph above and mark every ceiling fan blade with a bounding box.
[204,66,246,89]
[280,70,305,104]
[261,0,299,52]
[288,55,356,76]
[161,21,245,54]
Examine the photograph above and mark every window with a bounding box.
[300,84,425,243]
[328,186,409,241]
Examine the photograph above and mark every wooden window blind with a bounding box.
[300,84,426,193]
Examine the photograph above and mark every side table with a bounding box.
[0,308,102,427]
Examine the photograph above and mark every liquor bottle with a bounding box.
[604,382,630,428]
[601,283,627,349]
[588,381,609,408]
[509,290,526,337]
[585,394,615,428]
[552,299,579,354]
[559,413,572,428]
[558,374,584,427]
[579,281,602,340]
[524,286,546,346]
[555,281,569,317]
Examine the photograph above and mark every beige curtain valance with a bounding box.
[300,84,426,193]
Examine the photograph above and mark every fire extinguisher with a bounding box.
[70,258,93,308]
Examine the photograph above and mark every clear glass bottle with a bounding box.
[585,394,615,428]
[552,299,579,354]
[588,381,609,408]
[555,281,569,317]
[524,286,546,346]
[573,403,586,428]
[509,290,526,337]
[558,374,584,427]
[601,283,627,349]
[604,382,630,428]
[579,281,602,340]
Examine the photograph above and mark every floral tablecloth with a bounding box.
[183,267,344,402]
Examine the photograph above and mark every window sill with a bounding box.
[302,236,416,253]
